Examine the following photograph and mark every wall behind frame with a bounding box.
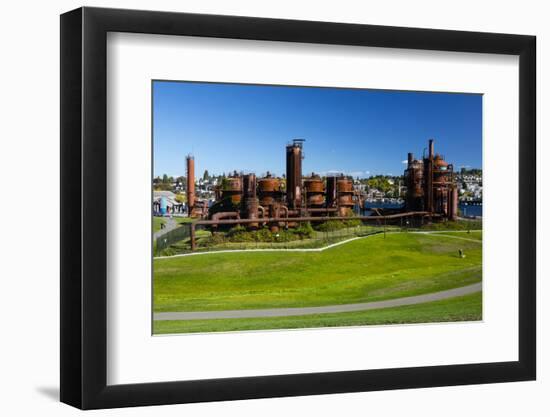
[0,0,544,416]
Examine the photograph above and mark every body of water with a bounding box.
[459,203,482,218]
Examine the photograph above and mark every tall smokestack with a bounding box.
[407,152,414,168]
[186,155,195,212]
[286,139,304,209]
[425,140,434,212]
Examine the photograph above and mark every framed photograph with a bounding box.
[60,6,536,409]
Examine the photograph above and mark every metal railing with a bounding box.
[155,224,191,255]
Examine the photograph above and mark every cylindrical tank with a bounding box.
[405,158,424,211]
[258,174,282,207]
[304,173,324,207]
[405,160,424,211]
[242,173,259,228]
[244,197,260,228]
[434,187,447,214]
[410,161,424,197]
[336,176,354,216]
[159,197,167,215]
[448,186,458,220]
[221,175,243,204]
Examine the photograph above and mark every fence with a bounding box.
[154,215,482,257]
[155,221,394,256]
[155,224,191,255]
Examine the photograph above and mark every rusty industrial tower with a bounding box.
[186,137,459,228]
[404,139,458,220]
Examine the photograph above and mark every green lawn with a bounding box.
[440,230,482,241]
[153,232,482,313]
[174,217,194,225]
[153,291,482,334]
[154,216,196,233]
[153,217,166,233]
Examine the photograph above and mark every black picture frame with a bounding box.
[60,6,536,410]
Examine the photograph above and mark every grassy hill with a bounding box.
[153,231,482,315]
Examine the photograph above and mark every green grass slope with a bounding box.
[154,232,482,313]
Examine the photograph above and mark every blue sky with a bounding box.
[153,81,482,178]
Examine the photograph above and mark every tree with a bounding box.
[203,170,210,181]
[162,174,169,183]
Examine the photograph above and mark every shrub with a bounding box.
[292,222,314,239]
[344,218,361,228]
[420,219,482,231]
[314,220,347,232]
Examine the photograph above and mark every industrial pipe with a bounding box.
[211,211,240,222]
[195,211,431,226]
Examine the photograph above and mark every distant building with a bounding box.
[152,191,185,215]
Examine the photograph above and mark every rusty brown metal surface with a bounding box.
[404,139,458,218]
[336,176,354,216]
[186,155,195,211]
[222,175,243,204]
[258,173,283,207]
[304,173,325,207]
[286,139,303,209]
[424,139,434,213]
[242,174,256,198]
[201,137,460,235]
[405,153,424,211]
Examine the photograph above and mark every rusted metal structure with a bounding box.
[185,155,207,218]
[304,173,325,208]
[286,139,304,210]
[207,139,358,229]
[222,172,243,205]
[186,155,195,211]
[242,173,260,228]
[404,139,458,220]
[405,152,424,211]
[326,176,337,209]
[336,175,355,216]
[258,172,283,207]
[201,137,460,231]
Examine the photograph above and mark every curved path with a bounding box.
[154,282,482,321]
[154,230,481,259]
[153,217,180,240]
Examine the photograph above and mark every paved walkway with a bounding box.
[153,282,482,321]
[153,217,179,240]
